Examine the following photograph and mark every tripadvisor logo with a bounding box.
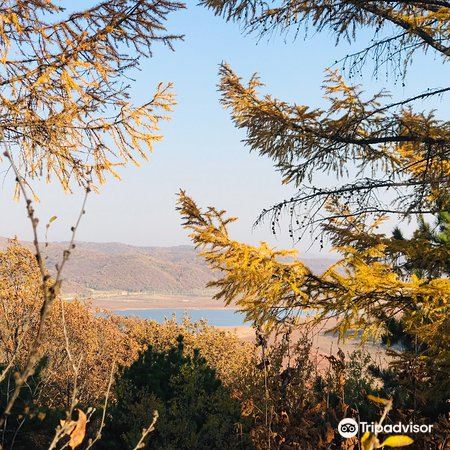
[338,418,433,439]
[338,418,358,438]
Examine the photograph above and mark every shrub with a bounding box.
[100,336,252,449]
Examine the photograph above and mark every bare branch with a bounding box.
[132,411,159,450]
[0,152,91,427]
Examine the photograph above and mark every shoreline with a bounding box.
[89,292,235,311]
[103,306,235,311]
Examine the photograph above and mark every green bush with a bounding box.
[101,336,252,449]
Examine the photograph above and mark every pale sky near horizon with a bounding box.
[1,2,449,256]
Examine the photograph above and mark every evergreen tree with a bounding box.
[101,336,252,450]
[373,205,450,417]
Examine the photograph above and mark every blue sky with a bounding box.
[1,3,449,255]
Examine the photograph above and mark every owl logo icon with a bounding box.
[338,418,358,438]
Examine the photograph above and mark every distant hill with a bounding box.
[0,237,337,296]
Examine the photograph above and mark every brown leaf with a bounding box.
[60,409,87,449]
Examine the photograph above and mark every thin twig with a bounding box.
[131,411,159,450]
[47,355,84,450]
[0,151,91,427]
[85,360,116,450]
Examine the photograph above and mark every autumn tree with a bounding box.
[0,243,42,382]
[0,242,137,448]
[200,0,450,230]
[177,0,450,432]
[0,0,185,432]
[191,0,450,372]
[0,242,258,448]
[1,0,182,188]
[178,191,449,338]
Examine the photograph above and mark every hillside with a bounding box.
[0,237,336,296]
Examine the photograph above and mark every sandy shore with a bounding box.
[91,293,233,311]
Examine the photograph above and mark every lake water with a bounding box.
[114,308,248,327]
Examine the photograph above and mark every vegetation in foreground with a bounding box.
[0,243,448,449]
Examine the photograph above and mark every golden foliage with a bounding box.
[380,435,414,448]
[0,241,43,379]
[116,314,254,388]
[0,242,253,409]
[217,63,450,220]
[0,243,138,406]
[361,396,414,450]
[1,243,446,449]
[202,0,450,62]
[177,191,450,352]
[0,1,184,189]
[177,190,319,329]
